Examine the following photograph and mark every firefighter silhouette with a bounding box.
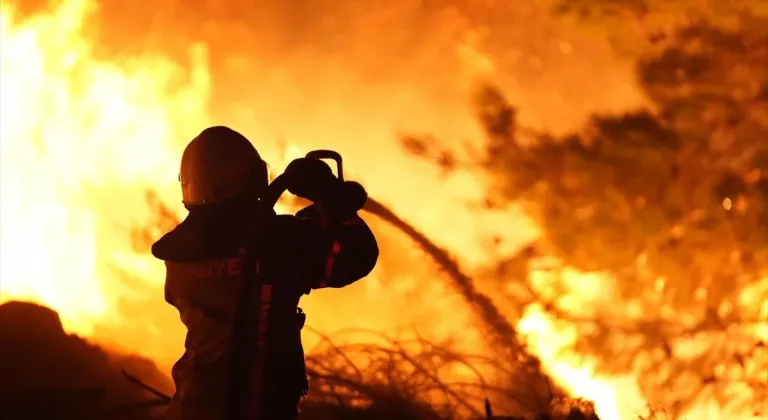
[152,126,378,420]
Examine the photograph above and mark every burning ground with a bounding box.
[1,0,767,419]
[0,300,599,420]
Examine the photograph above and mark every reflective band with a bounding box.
[246,283,272,419]
[342,217,362,226]
[321,240,342,287]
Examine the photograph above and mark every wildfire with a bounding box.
[0,0,203,333]
[0,1,764,420]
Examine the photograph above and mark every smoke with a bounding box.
[75,0,646,130]
[9,0,648,262]
[2,0,650,404]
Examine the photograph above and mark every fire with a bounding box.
[1,1,764,420]
[0,0,208,336]
[517,265,768,420]
[518,269,646,420]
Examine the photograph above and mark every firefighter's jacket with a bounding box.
[152,203,378,420]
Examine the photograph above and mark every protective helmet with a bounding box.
[179,126,268,206]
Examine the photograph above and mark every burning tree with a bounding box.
[402,3,768,419]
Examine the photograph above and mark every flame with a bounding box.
[1,1,764,420]
[0,0,209,335]
[517,269,644,420]
[517,266,768,420]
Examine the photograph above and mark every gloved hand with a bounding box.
[284,158,367,219]
[329,181,367,216]
[284,158,339,203]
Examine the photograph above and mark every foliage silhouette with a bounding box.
[400,6,768,418]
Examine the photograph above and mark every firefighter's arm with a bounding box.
[284,157,378,288]
[295,205,378,289]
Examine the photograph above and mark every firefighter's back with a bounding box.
[152,126,378,420]
[163,256,240,420]
[156,210,309,420]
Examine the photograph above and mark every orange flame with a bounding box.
[0,0,209,336]
[1,1,765,420]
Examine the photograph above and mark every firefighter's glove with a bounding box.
[326,181,367,220]
[284,158,339,203]
[285,158,367,219]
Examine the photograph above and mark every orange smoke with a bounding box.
[1,1,764,420]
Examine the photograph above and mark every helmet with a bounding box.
[179,126,267,206]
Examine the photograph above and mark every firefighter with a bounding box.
[152,126,379,420]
